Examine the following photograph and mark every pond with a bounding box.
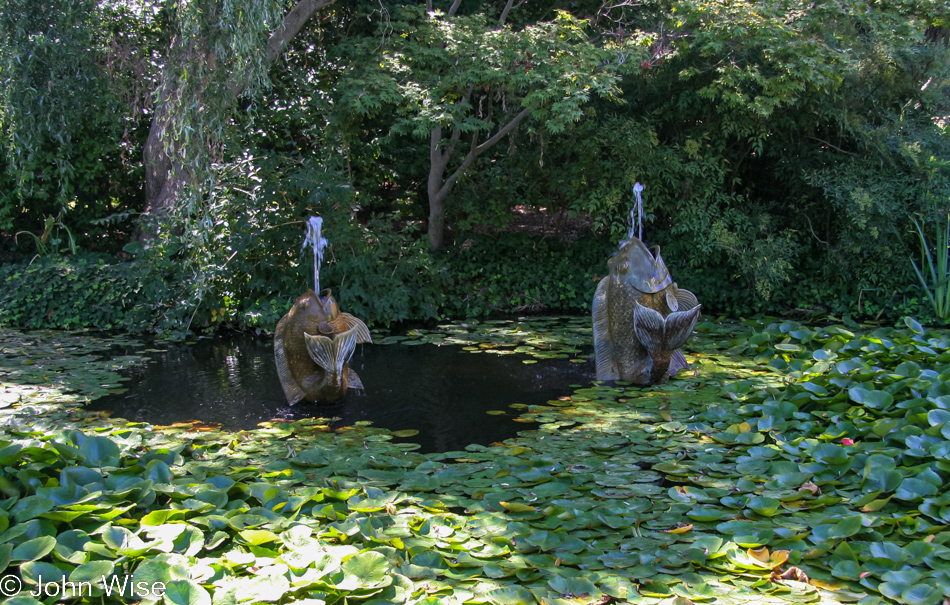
[87,334,595,453]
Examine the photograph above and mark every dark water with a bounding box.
[88,336,594,453]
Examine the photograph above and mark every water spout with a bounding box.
[629,182,645,242]
[302,216,328,294]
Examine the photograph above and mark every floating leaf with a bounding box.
[78,436,120,467]
[163,580,211,605]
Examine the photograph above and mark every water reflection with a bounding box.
[89,336,594,453]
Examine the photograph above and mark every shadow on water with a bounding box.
[88,335,595,453]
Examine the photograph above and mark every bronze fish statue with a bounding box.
[592,237,701,385]
[274,289,372,403]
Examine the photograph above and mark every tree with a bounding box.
[142,0,337,228]
[0,0,341,242]
[0,0,134,232]
[334,4,641,249]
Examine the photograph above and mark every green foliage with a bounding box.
[0,254,166,333]
[157,0,283,177]
[911,203,950,322]
[710,215,799,301]
[130,153,453,334]
[470,0,950,318]
[1,0,948,327]
[319,212,452,325]
[0,0,147,239]
[340,6,631,135]
[443,231,613,317]
[14,211,78,257]
[0,0,114,201]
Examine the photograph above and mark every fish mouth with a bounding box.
[318,288,333,312]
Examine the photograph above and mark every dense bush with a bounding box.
[0,254,166,333]
[442,231,613,317]
[1,216,934,339]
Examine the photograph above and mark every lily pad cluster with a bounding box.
[712,316,950,605]
[372,317,590,362]
[0,318,947,605]
[0,328,147,409]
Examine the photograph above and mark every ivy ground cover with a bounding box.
[0,317,948,605]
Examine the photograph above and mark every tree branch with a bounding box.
[808,135,860,157]
[474,105,532,155]
[436,105,533,199]
[448,0,463,17]
[430,127,445,170]
[267,0,337,63]
[498,0,527,27]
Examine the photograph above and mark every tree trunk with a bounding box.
[140,0,336,229]
[140,82,185,235]
[426,105,532,250]
[427,126,459,250]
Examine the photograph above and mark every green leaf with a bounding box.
[20,561,68,585]
[638,580,673,597]
[901,584,943,605]
[548,575,601,599]
[79,436,121,467]
[11,536,57,562]
[810,443,849,465]
[162,580,211,605]
[340,551,391,585]
[12,496,55,522]
[904,317,924,334]
[238,529,278,546]
[895,478,939,502]
[828,516,863,538]
[487,586,536,605]
[745,496,782,517]
[848,387,894,409]
[70,560,115,583]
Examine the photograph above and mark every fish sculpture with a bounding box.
[274,289,372,404]
[592,237,701,385]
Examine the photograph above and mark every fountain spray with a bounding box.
[302,216,328,294]
[630,182,645,241]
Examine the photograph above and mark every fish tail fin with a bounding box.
[592,277,618,380]
[304,332,335,377]
[664,305,702,351]
[633,301,667,355]
[305,326,359,387]
[333,326,359,369]
[274,315,306,405]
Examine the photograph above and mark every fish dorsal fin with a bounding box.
[304,332,335,375]
[665,289,679,312]
[341,313,373,344]
[668,349,690,376]
[665,305,702,351]
[633,301,666,355]
[592,277,618,380]
[674,288,699,311]
[274,315,306,405]
[347,367,364,390]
